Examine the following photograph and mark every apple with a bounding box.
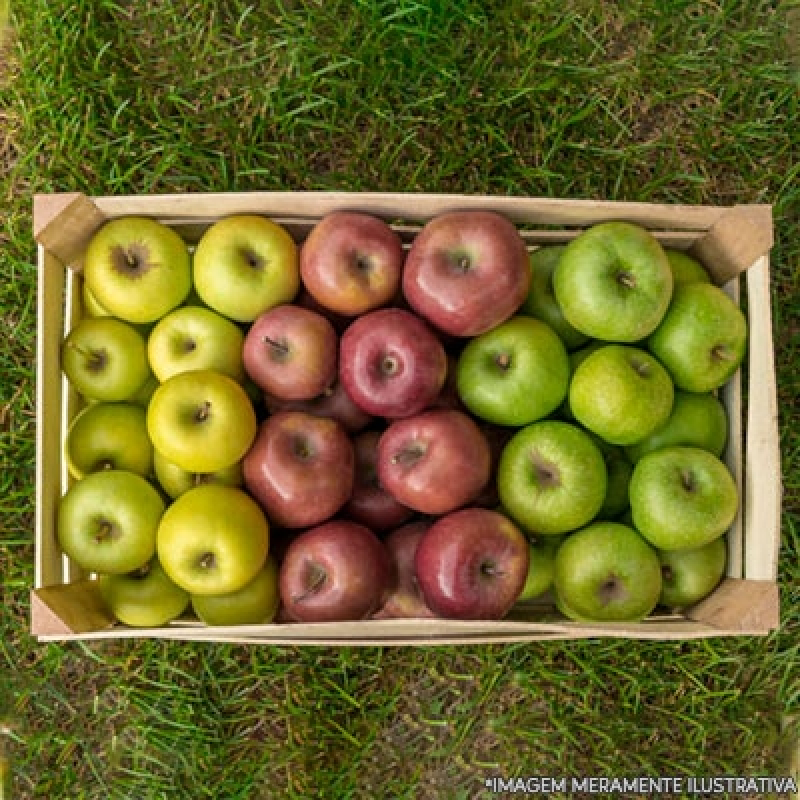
[242,410,354,529]
[82,282,112,318]
[57,469,165,574]
[279,520,394,622]
[658,536,727,609]
[339,308,447,418]
[66,402,153,480]
[647,283,747,392]
[497,420,607,535]
[553,522,662,621]
[157,485,269,596]
[242,304,337,399]
[456,315,569,427]
[129,373,159,408]
[522,246,588,350]
[625,390,728,463]
[568,344,674,446]
[83,216,191,324]
[553,221,672,342]
[191,555,280,625]
[664,249,711,286]
[147,305,245,383]
[414,508,529,620]
[516,535,564,603]
[342,430,414,532]
[377,409,491,515]
[146,369,256,473]
[629,446,739,551]
[61,317,151,402]
[152,448,243,500]
[402,210,530,337]
[588,437,633,521]
[192,215,299,323]
[300,211,405,315]
[98,558,190,628]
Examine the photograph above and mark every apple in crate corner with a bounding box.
[657,536,727,609]
[402,210,531,337]
[152,449,243,500]
[664,249,711,286]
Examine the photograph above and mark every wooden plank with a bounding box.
[30,582,113,636]
[32,193,107,269]
[686,578,779,633]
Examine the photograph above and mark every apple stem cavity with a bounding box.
[67,343,107,373]
[111,243,151,276]
[531,453,561,489]
[680,468,697,493]
[195,401,212,423]
[240,248,265,270]
[494,352,512,371]
[391,442,427,468]
[616,270,637,290]
[94,520,115,544]
[598,575,624,605]
[199,552,216,570]
[381,355,399,376]
[711,344,733,363]
[264,336,290,361]
[293,563,327,603]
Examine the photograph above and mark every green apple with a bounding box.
[57,469,165,574]
[61,317,151,402]
[625,390,728,463]
[82,282,111,318]
[456,316,570,426]
[147,305,245,383]
[522,246,588,350]
[516,536,562,603]
[630,446,738,551]
[129,373,159,407]
[156,485,269,596]
[665,249,711,286]
[84,216,191,324]
[657,536,727,608]
[153,448,243,500]
[191,556,279,625]
[569,344,674,446]
[66,402,153,480]
[648,283,747,392]
[553,221,673,342]
[98,558,190,627]
[146,369,257,473]
[497,420,607,535]
[192,215,299,323]
[553,522,662,621]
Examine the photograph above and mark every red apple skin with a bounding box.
[403,211,531,337]
[243,304,338,400]
[373,520,437,619]
[279,520,395,622]
[242,411,354,529]
[377,409,491,515]
[339,308,448,419]
[414,508,530,620]
[300,211,405,316]
[342,430,415,532]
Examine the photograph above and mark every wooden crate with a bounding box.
[31,192,781,644]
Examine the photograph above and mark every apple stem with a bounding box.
[680,468,696,493]
[711,344,732,362]
[293,564,327,603]
[391,443,426,467]
[617,271,637,289]
[199,552,216,570]
[94,520,114,543]
[264,336,290,359]
[494,352,511,371]
[195,401,212,423]
[66,343,106,371]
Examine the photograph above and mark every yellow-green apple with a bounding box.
[568,345,674,446]
[192,215,299,323]
[657,536,727,609]
[156,485,269,596]
[279,520,394,622]
[456,315,569,427]
[647,283,747,392]
[402,210,530,337]
[62,317,151,402]
[414,508,529,620]
[129,373,159,408]
[377,409,491,515]
[57,469,165,574]
[516,535,563,603]
[152,448,243,500]
[339,308,447,418]
[82,282,111,318]
[299,211,405,315]
[629,446,738,551]
[146,369,256,473]
[84,216,191,324]
[553,522,662,621]
[553,221,672,342]
[242,411,354,529]
[664,249,711,286]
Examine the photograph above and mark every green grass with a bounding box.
[1,0,798,797]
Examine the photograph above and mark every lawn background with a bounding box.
[1,1,798,798]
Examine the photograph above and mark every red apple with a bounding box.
[279,520,394,622]
[378,409,491,514]
[300,211,405,315]
[243,304,337,400]
[414,508,530,619]
[339,308,447,419]
[402,210,531,337]
[342,430,414,532]
[242,411,354,529]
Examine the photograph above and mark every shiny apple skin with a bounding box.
[414,508,529,620]
[339,308,448,419]
[242,411,354,529]
[279,520,394,622]
[402,211,531,337]
[377,409,491,515]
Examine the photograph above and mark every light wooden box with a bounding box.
[31,192,782,644]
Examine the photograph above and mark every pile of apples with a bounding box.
[57,206,747,628]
